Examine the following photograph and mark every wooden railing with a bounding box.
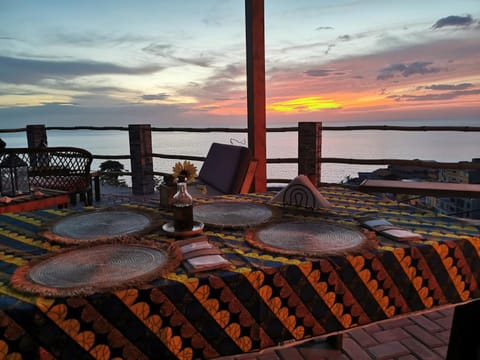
[2,123,480,196]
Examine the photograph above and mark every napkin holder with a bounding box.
[269,175,332,210]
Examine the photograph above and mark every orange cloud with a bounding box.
[268,96,341,112]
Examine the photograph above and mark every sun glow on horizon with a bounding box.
[268,96,341,113]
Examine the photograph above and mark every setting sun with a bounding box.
[268,96,341,113]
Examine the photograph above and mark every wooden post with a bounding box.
[298,122,322,187]
[26,125,48,148]
[129,124,154,195]
[26,125,49,170]
[245,0,266,192]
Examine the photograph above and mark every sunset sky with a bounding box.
[1,0,479,127]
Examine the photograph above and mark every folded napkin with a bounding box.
[269,175,332,209]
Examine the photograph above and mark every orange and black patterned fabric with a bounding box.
[1,185,479,359]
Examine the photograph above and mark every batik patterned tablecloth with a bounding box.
[1,185,479,359]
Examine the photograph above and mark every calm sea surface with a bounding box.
[2,120,479,185]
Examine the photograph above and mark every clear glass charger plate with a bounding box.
[193,201,280,229]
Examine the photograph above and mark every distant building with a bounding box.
[348,159,480,219]
[388,162,439,181]
[435,158,480,219]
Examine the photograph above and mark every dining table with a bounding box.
[0,184,479,359]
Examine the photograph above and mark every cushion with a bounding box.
[198,143,252,194]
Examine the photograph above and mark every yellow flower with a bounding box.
[172,160,198,183]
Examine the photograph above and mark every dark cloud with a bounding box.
[277,40,327,55]
[377,61,441,80]
[43,78,132,94]
[305,69,332,77]
[142,93,169,101]
[338,35,351,41]
[77,85,130,94]
[0,56,163,85]
[179,63,245,100]
[425,83,473,91]
[142,43,173,56]
[315,26,334,30]
[208,63,244,81]
[143,43,212,67]
[173,56,212,68]
[432,15,474,29]
[388,89,480,102]
[304,69,346,77]
[402,62,441,76]
[202,17,222,27]
[54,32,151,47]
[325,44,335,55]
[336,32,368,44]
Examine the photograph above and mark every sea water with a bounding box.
[1,119,478,185]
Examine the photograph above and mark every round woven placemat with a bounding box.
[40,208,160,245]
[10,243,174,297]
[193,201,280,229]
[245,221,368,257]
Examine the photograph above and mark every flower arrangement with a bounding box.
[160,160,207,200]
[171,160,198,183]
